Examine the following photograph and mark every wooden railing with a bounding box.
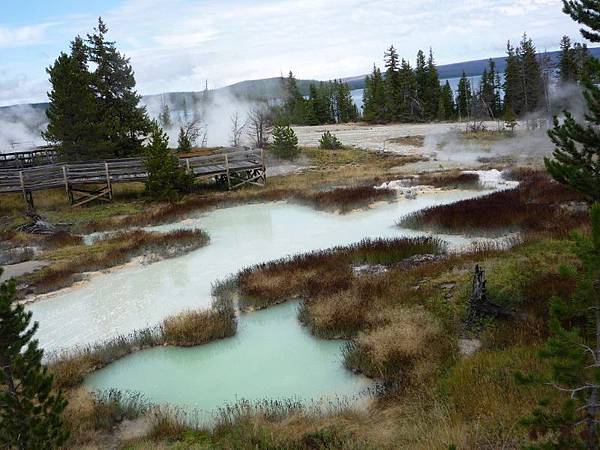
[0,148,266,207]
[0,147,59,169]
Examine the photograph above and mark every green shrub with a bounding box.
[143,125,194,202]
[177,127,192,153]
[270,125,299,160]
[319,131,343,150]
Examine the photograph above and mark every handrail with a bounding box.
[0,148,265,195]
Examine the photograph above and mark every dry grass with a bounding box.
[343,307,453,384]
[49,297,236,390]
[42,231,84,249]
[400,173,587,237]
[387,135,425,147]
[298,290,369,339]
[62,388,151,447]
[459,129,513,144]
[24,228,209,295]
[162,308,236,347]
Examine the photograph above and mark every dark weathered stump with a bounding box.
[466,265,520,329]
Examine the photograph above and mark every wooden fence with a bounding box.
[0,149,266,207]
[0,147,59,169]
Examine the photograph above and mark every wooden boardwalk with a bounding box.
[0,148,266,207]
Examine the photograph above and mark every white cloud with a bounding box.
[0,0,589,105]
[0,22,52,48]
[154,31,216,49]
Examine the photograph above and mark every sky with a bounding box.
[0,0,588,107]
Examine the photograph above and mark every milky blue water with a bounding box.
[85,301,372,417]
[30,190,490,354]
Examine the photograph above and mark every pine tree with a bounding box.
[559,35,592,84]
[384,45,401,121]
[546,62,600,201]
[479,60,501,118]
[440,81,455,120]
[425,49,441,120]
[504,40,524,115]
[158,97,172,129]
[86,18,151,158]
[283,71,307,124]
[456,71,472,120]
[398,59,418,121]
[305,84,320,126]
[559,35,578,83]
[362,65,386,123]
[177,127,192,153]
[270,124,299,159]
[574,42,593,81]
[503,35,543,116]
[143,124,193,201]
[520,33,543,114]
[43,37,102,161]
[0,271,69,449]
[334,80,358,123]
[415,50,428,120]
[316,82,334,124]
[522,205,600,449]
[526,6,600,444]
[319,131,343,150]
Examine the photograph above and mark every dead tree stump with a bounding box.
[466,264,519,329]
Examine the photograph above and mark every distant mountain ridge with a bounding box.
[2,47,600,127]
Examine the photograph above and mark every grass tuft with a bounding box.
[343,307,453,386]
[162,307,236,347]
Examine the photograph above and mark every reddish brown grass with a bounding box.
[417,171,481,189]
[400,174,586,236]
[237,237,443,310]
[298,186,396,212]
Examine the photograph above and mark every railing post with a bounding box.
[18,170,26,202]
[186,158,191,173]
[260,148,266,185]
[62,165,69,193]
[104,162,113,201]
[225,154,231,190]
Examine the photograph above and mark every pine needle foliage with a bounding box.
[0,269,69,449]
[143,125,194,202]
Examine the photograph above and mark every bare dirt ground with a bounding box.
[292,122,485,153]
[292,121,553,174]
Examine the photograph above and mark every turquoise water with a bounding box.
[85,302,372,415]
